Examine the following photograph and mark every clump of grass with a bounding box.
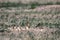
[0,1,60,8]
[0,2,26,7]
[56,2,60,5]
[28,31,36,40]
[29,2,40,9]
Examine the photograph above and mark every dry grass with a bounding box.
[0,4,60,40]
[0,0,60,4]
[0,5,60,28]
[0,27,60,40]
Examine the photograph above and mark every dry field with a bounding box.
[0,0,60,4]
[0,1,60,40]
